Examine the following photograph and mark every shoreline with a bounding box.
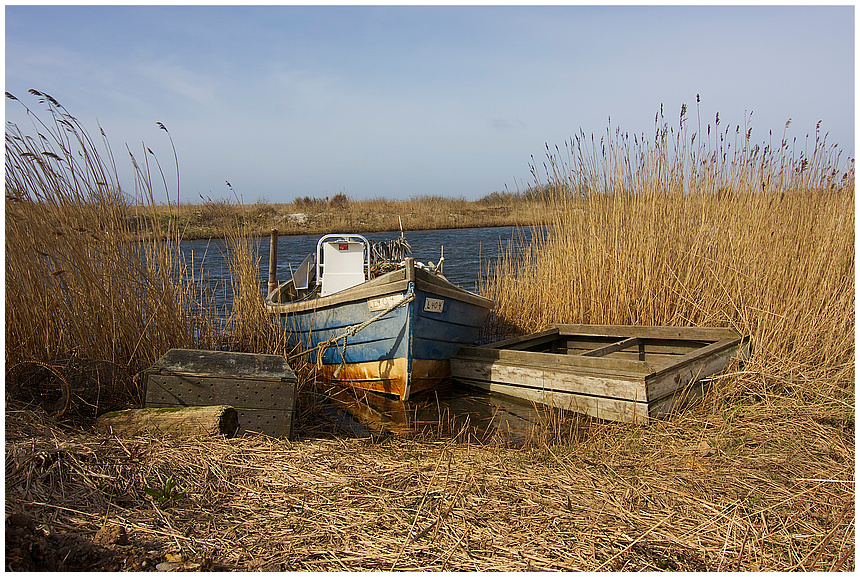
[139,196,550,241]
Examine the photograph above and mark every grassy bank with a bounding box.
[145,190,550,240]
[5,92,854,571]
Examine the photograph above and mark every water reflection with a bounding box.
[318,381,553,446]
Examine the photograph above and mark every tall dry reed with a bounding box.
[4,91,221,375]
[473,103,855,571]
[4,95,854,571]
[219,188,288,355]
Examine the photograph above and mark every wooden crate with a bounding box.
[144,349,297,438]
[451,324,750,423]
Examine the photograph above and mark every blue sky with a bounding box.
[5,5,855,204]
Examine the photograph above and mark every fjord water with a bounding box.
[180,225,538,312]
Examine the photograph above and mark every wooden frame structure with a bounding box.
[451,324,750,423]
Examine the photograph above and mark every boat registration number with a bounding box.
[368,294,404,312]
[423,297,445,313]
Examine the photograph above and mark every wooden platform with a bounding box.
[451,324,750,423]
[144,349,298,438]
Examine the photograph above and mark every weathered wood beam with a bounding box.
[95,405,239,438]
[480,328,560,350]
[579,337,642,358]
[550,324,741,341]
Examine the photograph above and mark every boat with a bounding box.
[265,232,494,401]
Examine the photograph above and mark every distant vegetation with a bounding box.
[139,188,552,240]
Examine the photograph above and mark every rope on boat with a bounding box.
[287,292,416,365]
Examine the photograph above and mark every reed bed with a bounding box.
[481,107,854,393]
[216,189,289,355]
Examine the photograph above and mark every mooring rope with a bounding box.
[288,292,416,364]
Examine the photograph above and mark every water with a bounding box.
[319,382,557,444]
[264,227,531,291]
[180,225,539,312]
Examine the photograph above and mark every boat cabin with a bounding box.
[317,234,371,296]
[274,234,373,302]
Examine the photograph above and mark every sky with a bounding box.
[4,4,855,204]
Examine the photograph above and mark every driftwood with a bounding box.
[95,405,239,438]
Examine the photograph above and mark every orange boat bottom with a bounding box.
[317,358,450,401]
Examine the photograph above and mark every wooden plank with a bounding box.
[459,378,649,424]
[147,349,294,381]
[549,324,741,341]
[561,337,712,356]
[580,337,641,357]
[146,374,296,410]
[566,337,712,365]
[575,352,685,366]
[270,278,409,313]
[415,273,495,309]
[646,336,749,419]
[650,337,744,379]
[647,381,707,420]
[646,337,748,402]
[505,334,562,352]
[453,346,653,376]
[478,328,560,350]
[478,327,728,357]
[234,408,296,438]
[559,335,630,353]
[450,358,647,403]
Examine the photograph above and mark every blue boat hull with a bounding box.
[267,260,493,400]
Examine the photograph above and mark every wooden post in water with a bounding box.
[267,229,278,295]
[405,257,415,284]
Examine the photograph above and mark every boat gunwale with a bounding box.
[266,264,493,315]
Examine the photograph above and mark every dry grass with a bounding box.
[5,398,853,571]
